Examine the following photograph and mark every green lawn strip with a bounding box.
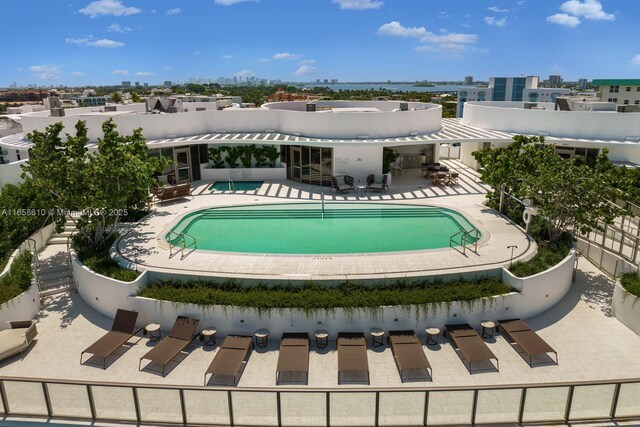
[0,251,33,305]
[139,278,515,310]
[74,235,139,282]
[620,273,640,298]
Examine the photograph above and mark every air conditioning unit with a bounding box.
[104,105,117,112]
[399,102,409,111]
[50,108,65,117]
[306,103,316,112]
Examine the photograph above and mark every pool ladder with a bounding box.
[449,228,479,255]
[321,191,325,221]
[227,179,235,191]
[168,231,197,259]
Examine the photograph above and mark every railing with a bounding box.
[26,238,41,293]
[0,376,639,426]
[449,228,479,255]
[168,231,197,260]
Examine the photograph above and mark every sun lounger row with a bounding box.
[79,310,557,386]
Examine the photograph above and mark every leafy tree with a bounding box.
[23,119,168,248]
[111,92,122,103]
[239,144,255,168]
[224,146,242,168]
[253,146,266,167]
[208,146,226,168]
[261,145,280,167]
[382,147,400,174]
[131,92,142,103]
[474,135,627,244]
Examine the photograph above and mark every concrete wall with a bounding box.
[19,102,442,142]
[72,250,148,319]
[612,281,640,336]
[332,145,383,184]
[459,142,482,169]
[0,159,27,187]
[463,102,640,142]
[75,249,576,337]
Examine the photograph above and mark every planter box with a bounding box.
[613,281,640,336]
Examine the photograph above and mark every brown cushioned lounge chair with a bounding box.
[445,323,499,374]
[0,321,38,362]
[139,316,199,376]
[276,333,310,385]
[498,319,558,367]
[204,335,253,386]
[337,332,369,385]
[81,309,140,369]
[388,330,432,382]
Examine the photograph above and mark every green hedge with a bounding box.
[0,251,34,305]
[509,233,573,278]
[620,273,640,298]
[139,278,515,311]
[74,235,139,282]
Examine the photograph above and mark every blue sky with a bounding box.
[1,0,639,86]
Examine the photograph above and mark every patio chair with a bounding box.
[205,335,254,386]
[331,175,354,193]
[445,323,499,374]
[139,316,200,376]
[433,172,447,186]
[337,332,369,385]
[276,333,310,385]
[388,330,432,382]
[448,172,459,185]
[366,174,388,192]
[0,321,38,362]
[498,319,558,367]
[81,309,140,369]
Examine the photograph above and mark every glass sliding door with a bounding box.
[288,145,333,186]
[291,146,302,182]
[173,147,192,183]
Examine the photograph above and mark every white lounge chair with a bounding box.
[0,321,38,361]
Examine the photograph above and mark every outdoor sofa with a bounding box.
[0,320,38,362]
[498,319,558,366]
[152,182,193,203]
[331,175,354,193]
[81,309,141,369]
[139,316,200,376]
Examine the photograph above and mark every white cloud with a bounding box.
[488,6,509,13]
[631,54,640,66]
[135,71,155,76]
[438,11,451,18]
[71,71,85,77]
[421,32,478,44]
[377,21,426,38]
[107,23,132,32]
[258,58,270,63]
[222,55,233,59]
[29,65,62,80]
[560,0,614,21]
[484,16,507,27]
[150,9,157,13]
[79,0,140,18]
[332,0,382,10]
[299,59,316,65]
[65,36,124,47]
[546,13,581,27]
[166,8,181,15]
[89,38,124,47]
[273,52,301,60]
[111,69,129,75]
[234,69,255,78]
[214,0,258,5]
[294,64,317,76]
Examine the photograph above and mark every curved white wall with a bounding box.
[463,102,640,141]
[19,101,442,142]
[612,281,640,336]
[0,160,27,187]
[75,250,576,336]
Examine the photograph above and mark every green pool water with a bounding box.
[167,203,480,255]
[209,180,264,191]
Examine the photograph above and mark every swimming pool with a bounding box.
[208,180,264,191]
[166,203,480,255]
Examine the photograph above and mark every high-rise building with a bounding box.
[164,81,172,87]
[144,83,149,87]
[323,79,329,84]
[593,79,640,106]
[457,76,540,117]
[548,75,563,86]
[331,79,338,84]
[578,78,588,90]
[135,82,140,87]
[464,76,473,85]
[122,81,131,88]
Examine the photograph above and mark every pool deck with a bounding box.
[116,160,536,281]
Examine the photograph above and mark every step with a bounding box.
[40,285,72,298]
[51,231,74,238]
[48,237,70,245]
[39,275,74,291]
[37,268,72,282]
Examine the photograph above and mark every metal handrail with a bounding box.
[26,238,41,293]
[449,229,467,253]
[168,231,197,259]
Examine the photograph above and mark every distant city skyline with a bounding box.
[1,0,638,87]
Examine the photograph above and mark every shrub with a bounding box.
[74,235,139,282]
[510,233,573,278]
[139,278,515,311]
[0,251,34,304]
[620,273,640,298]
